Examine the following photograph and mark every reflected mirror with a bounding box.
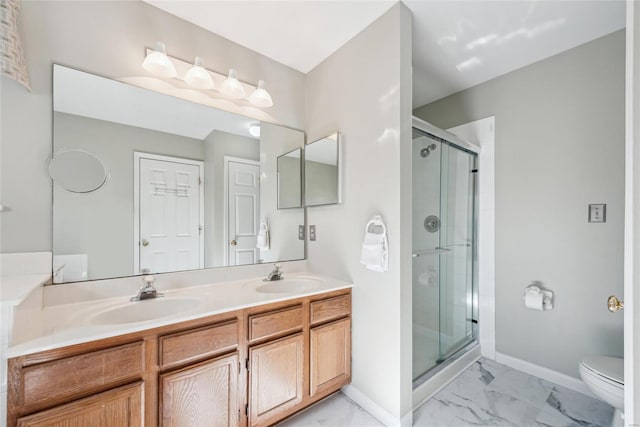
[52,65,304,283]
[277,148,302,209]
[304,133,340,206]
[49,149,108,193]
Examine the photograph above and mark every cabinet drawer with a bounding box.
[17,382,143,427]
[159,320,238,369]
[249,305,303,343]
[310,294,351,326]
[20,341,144,407]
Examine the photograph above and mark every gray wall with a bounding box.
[305,3,414,420]
[203,130,260,267]
[0,0,304,253]
[53,112,204,280]
[414,30,625,378]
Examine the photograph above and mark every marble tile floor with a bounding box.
[277,358,615,427]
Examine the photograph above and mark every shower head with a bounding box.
[420,143,437,158]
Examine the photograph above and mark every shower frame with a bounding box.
[411,116,489,409]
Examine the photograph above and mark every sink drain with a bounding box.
[424,215,440,233]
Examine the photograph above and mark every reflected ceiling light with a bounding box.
[249,123,261,138]
[142,42,177,78]
[184,56,214,90]
[220,68,246,99]
[249,80,273,108]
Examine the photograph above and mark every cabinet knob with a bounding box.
[142,239,149,247]
[230,240,237,246]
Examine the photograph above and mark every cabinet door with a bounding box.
[17,382,143,427]
[249,333,303,426]
[310,318,351,397]
[160,352,239,427]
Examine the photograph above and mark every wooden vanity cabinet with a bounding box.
[6,289,351,427]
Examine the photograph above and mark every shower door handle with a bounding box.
[412,247,452,258]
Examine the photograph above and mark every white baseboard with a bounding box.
[342,384,409,427]
[494,352,595,398]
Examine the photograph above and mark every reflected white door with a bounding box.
[227,160,260,266]
[137,155,203,274]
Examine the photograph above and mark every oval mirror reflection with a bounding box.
[49,150,107,193]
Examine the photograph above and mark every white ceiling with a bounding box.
[406,0,626,107]
[143,0,396,73]
[144,0,625,108]
[54,65,259,140]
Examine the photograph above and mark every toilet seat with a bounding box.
[580,355,624,386]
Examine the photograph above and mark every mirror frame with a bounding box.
[50,63,308,284]
[277,147,304,210]
[304,132,341,207]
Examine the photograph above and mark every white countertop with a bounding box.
[0,274,49,306]
[7,273,352,358]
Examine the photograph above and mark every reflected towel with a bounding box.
[256,220,270,250]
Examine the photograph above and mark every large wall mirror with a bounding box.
[304,133,340,206]
[52,65,304,283]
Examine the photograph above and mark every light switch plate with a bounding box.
[309,225,316,241]
[588,204,606,223]
[298,225,305,240]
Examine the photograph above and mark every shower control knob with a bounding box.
[607,295,624,312]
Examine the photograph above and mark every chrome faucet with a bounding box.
[264,264,283,281]
[131,275,164,301]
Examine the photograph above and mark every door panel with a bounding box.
[139,156,202,274]
[249,334,303,426]
[228,161,260,266]
[310,318,351,397]
[160,353,239,427]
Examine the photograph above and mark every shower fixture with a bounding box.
[420,143,437,158]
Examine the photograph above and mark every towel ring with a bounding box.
[365,216,387,235]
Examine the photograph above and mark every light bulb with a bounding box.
[249,124,261,137]
[184,56,214,90]
[142,42,177,78]
[249,80,273,108]
[220,69,246,99]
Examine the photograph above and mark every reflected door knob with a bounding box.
[142,239,149,247]
[230,240,237,246]
[607,295,624,312]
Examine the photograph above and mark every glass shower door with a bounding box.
[437,141,476,362]
[412,128,477,382]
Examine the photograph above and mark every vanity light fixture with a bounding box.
[142,42,177,78]
[249,80,274,108]
[249,123,261,138]
[140,47,275,108]
[220,68,246,99]
[184,56,214,90]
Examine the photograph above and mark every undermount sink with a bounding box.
[89,296,202,325]
[255,278,322,294]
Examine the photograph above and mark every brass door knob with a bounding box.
[142,239,149,247]
[230,240,237,246]
[607,295,624,312]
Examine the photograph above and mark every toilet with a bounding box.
[579,356,624,427]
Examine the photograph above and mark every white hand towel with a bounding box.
[360,216,389,272]
[256,220,270,250]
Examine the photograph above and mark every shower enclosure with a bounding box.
[412,125,478,384]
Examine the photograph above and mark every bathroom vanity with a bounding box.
[5,276,351,427]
